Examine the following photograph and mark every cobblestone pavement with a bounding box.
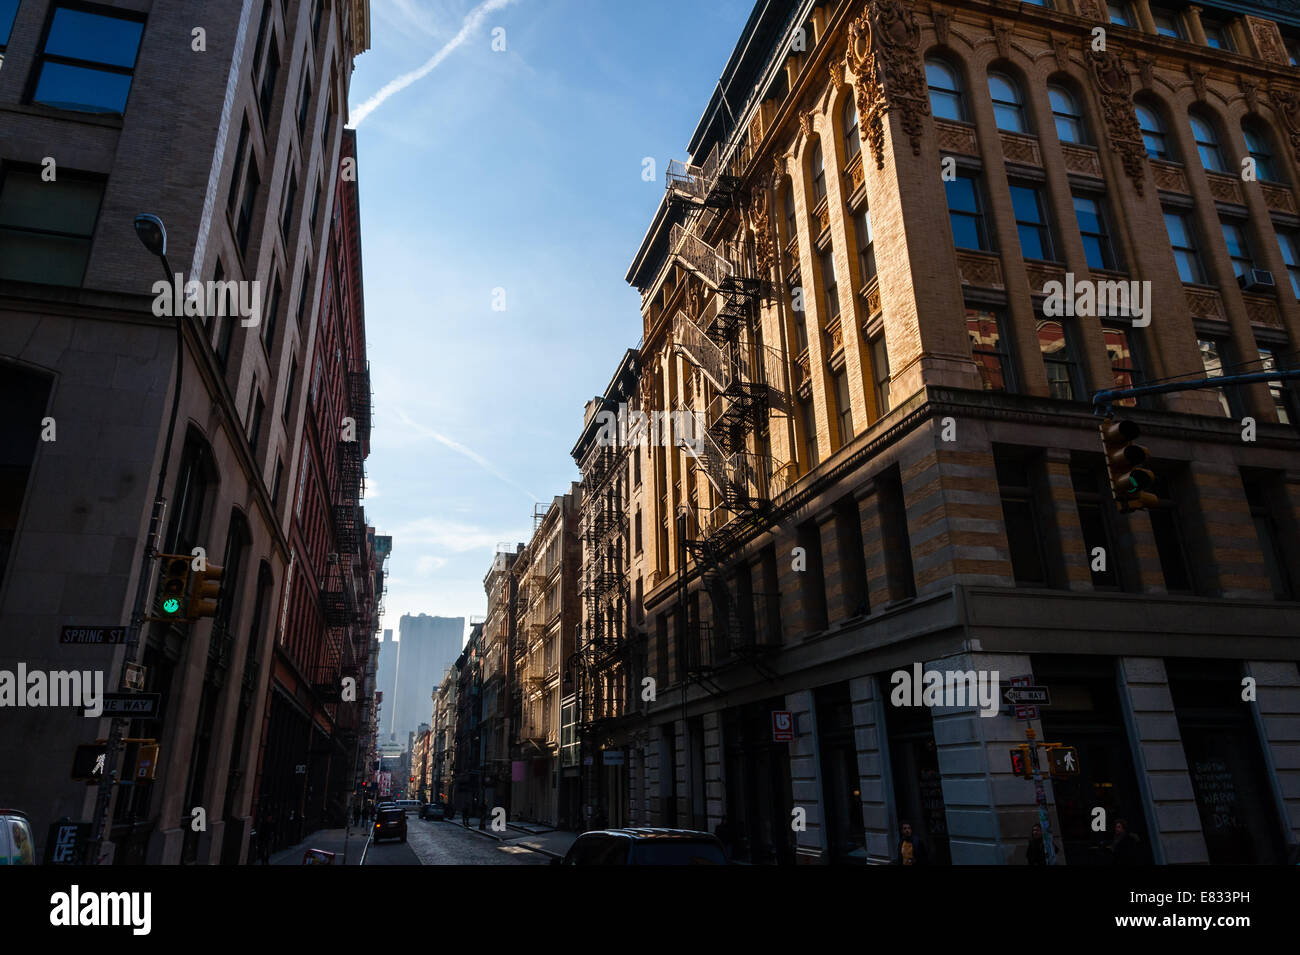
[378,817,550,865]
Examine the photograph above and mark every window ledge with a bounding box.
[2,102,123,129]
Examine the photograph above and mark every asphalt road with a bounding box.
[362,816,549,865]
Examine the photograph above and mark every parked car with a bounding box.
[376,802,397,812]
[0,810,35,865]
[373,808,407,843]
[420,802,445,820]
[394,799,420,814]
[557,828,727,865]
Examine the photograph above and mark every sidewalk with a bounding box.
[266,825,369,865]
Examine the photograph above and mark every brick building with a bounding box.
[619,0,1300,863]
[0,0,372,863]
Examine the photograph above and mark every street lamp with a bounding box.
[88,215,189,863]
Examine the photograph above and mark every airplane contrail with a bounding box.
[349,0,520,128]
[394,408,540,502]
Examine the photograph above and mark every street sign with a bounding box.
[124,663,146,690]
[94,693,161,718]
[295,764,307,774]
[772,710,794,742]
[1002,685,1051,706]
[44,820,90,865]
[60,626,126,645]
[1048,746,1080,777]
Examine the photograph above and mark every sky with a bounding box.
[348,0,754,642]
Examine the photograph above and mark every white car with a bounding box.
[393,799,420,815]
[0,810,36,865]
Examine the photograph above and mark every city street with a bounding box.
[364,818,550,866]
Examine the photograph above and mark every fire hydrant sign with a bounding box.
[772,710,794,741]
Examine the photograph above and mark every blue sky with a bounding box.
[349,0,753,640]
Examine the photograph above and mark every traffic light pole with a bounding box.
[1024,727,1056,867]
[1092,369,1300,415]
[89,251,185,864]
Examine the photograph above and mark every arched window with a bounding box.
[1190,112,1226,172]
[1242,120,1282,183]
[1135,102,1169,160]
[811,140,826,202]
[926,57,965,121]
[988,72,1028,133]
[843,95,861,162]
[1048,84,1086,144]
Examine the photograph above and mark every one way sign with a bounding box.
[91,693,161,718]
[1002,685,1051,706]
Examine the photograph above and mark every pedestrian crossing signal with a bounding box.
[155,554,191,619]
[1049,746,1080,777]
[1009,745,1033,779]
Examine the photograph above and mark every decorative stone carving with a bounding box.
[1188,65,1208,102]
[773,152,788,183]
[1075,0,1105,21]
[845,0,930,170]
[829,58,845,91]
[1150,160,1189,193]
[749,186,775,278]
[1245,15,1289,66]
[1184,288,1225,321]
[799,109,815,142]
[936,119,979,155]
[1052,36,1071,74]
[1260,182,1297,214]
[1243,294,1282,328]
[1205,172,1242,204]
[1061,144,1103,177]
[1000,131,1042,166]
[865,283,882,317]
[1241,78,1260,115]
[1268,85,1300,167]
[955,251,1004,289]
[845,151,866,193]
[929,3,949,47]
[1136,56,1155,91]
[1087,48,1147,196]
[993,20,1012,60]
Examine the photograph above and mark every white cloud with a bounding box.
[350,0,521,128]
[391,517,526,553]
[415,555,449,575]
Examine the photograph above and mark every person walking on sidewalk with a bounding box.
[478,799,488,830]
[462,803,470,828]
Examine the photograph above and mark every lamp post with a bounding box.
[88,215,187,864]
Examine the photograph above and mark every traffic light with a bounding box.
[1100,417,1157,512]
[187,562,224,619]
[155,554,191,620]
[1009,744,1033,779]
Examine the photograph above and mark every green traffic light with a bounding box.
[162,597,181,614]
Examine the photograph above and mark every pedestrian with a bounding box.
[1109,818,1142,865]
[259,814,275,865]
[462,803,470,828]
[895,820,929,866]
[351,804,360,828]
[478,799,487,830]
[714,815,734,860]
[1026,823,1057,865]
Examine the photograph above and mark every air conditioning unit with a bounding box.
[1238,268,1275,291]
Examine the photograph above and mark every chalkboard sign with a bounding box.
[1191,758,1241,831]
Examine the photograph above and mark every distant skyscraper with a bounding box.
[390,615,464,745]
[377,630,399,742]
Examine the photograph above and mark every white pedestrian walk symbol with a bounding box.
[1063,750,1075,771]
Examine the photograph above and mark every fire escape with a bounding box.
[666,141,783,687]
[577,442,630,732]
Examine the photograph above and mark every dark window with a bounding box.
[1135,102,1169,160]
[635,511,642,553]
[966,308,1013,392]
[783,185,796,242]
[1190,113,1226,173]
[1256,345,1293,425]
[1220,220,1253,279]
[926,58,965,122]
[988,72,1028,134]
[1148,475,1193,593]
[811,141,826,204]
[854,207,875,281]
[1201,20,1232,51]
[263,273,281,351]
[1108,3,1131,26]
[248,391,265,450]
[226,117,251,214]
[312,0,324,41]
[800,397,819,471]
[1243,474,1293,599]
[166,431,217,555]
[282,167,297,240]
[996,450,1047,585]
[32,5,144,115]
[236,158,260,257]
[1166,210,1207,284]
[843,96,860,162]
[870,334,891,414]
[1243,122,1282,183]
[1150,8,1183,39]
[0,364,53,586]
[297,267,312,326]
[283,356,297,420]
[946,173,989,251]
[259,35,280,123]
[1103,323,1142,406]
[251,1,271,75]
[1038,318,1079,400]
[876,467,915,600]
[309,179,322,235]
[1277,228,1300,299]
[1071,464,1121,589]
[1073,193,1118,271]
[797,520,829,631]
[0,0,18,50]
[1197,337,1234,416]
[1048,84,1086,144]
[819,246,839,320]
[298,74,312,137]
[832,367,853,446]
[272,458,284,503]
[1010,183,1055,261]
[0,165,103,286]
